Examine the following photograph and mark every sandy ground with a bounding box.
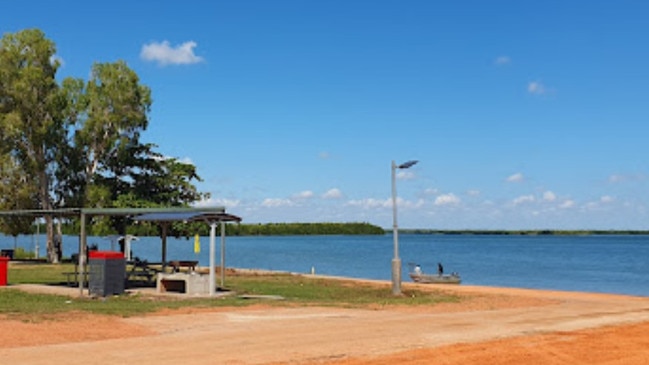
[1,280,649,365]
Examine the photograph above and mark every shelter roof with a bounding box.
[133,211,242,223]
[0,207,229,218]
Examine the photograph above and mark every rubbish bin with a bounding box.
[1,249,14,259]
[0,256,8,286]
[88,251,125,296]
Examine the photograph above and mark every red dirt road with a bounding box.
[1,282,649,364]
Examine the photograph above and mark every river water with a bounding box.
[2,233,648,296]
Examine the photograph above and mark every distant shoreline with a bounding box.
[390,229,649,236]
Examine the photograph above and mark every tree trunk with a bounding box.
[39,168,59,263]
[55,219,63,262]
[45,215,58,263]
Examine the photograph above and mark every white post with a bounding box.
[124,235,137,261]
[209,222,217,296]
[220,221,226,288]
[79,212,86,296]
[390,160,418,296]
[35,221,40,259]
[391,161,401,295]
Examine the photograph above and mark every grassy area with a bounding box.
[7,262,76,284]
[2,263,461,318]
[227,274,457,307]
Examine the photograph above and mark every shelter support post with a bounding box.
[220,221,225,288]
[209,222,217,295]
[78,212,86,296]
[161,223,168,267]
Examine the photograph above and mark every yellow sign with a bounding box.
[194,234,200,254]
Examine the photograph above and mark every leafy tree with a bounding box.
[55,60,152,207]
[105,143,207,240]
[0,29,66,262]
[1,29,206,261]
[0,155,38,244]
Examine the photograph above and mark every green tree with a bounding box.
[106,143,207,239]
[57,60,152,207]
[55,61,154,240]
[1,29,207,259]
[0,28,66,262]
[0,155,38,244]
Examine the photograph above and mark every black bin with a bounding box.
[88,251,125,296]
[0,249,14,260]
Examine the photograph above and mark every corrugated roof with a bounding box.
[0,206,228,217]
[133,211,242,223]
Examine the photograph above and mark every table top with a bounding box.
[169,260,199,267]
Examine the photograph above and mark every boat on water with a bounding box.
[408,263,461,284]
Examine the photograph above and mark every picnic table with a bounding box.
[62,269,88,287]
[62,257,184,288]
[125,259,163,286]
[168,260,199,273]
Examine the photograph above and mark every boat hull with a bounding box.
[409,273,461,284]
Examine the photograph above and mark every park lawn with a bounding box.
[2,263,461,318]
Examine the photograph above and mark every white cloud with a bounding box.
[600,195,614,203]
[178,157,194,165]
[293,190,314,199]
[140,40,204,66]
[318,152,330,159]
[559,200,575,209]
[513,195,535,205]
[609,174,646,183]
[193,197,240,208]
[609,174,624,183]
[528,81,546,95]
[345,197,422,210]
[506,172,524,183]
[494,56,511,65]
[346,198,390,209]
[424,188,439,195]
[396,171,416,180]
[543,191,556,202]
[51,55,64,67]
[322,188,343,199]
[434,193,460,206]
[261,198,294,207]
[214,198,240,208]
[467,189,481,196]
[155,155,194,164]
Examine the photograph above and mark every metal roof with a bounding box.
[133,211,242,223]
[0,206,228,218]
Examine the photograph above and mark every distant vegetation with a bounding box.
[7,225,649,239]
[51,221,386,237]
[225,222,386,236]
[394,229,649,235]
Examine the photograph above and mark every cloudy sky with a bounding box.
[3,1,648,229]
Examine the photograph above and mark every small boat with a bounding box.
[408,263,461,284]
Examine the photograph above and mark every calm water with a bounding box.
[2,234,648,297]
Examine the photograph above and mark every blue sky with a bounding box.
[3,1,648,229]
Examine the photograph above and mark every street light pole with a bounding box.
[391,159,418,295]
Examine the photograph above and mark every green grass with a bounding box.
[0,289,248,318]
[228,274,458,307]
[8,262,76,284]
[2,264,462,318]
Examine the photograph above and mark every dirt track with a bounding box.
[1,282,649,364]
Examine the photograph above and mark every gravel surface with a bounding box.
[1,280,648,364]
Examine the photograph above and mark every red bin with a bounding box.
[0,256,8,286]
